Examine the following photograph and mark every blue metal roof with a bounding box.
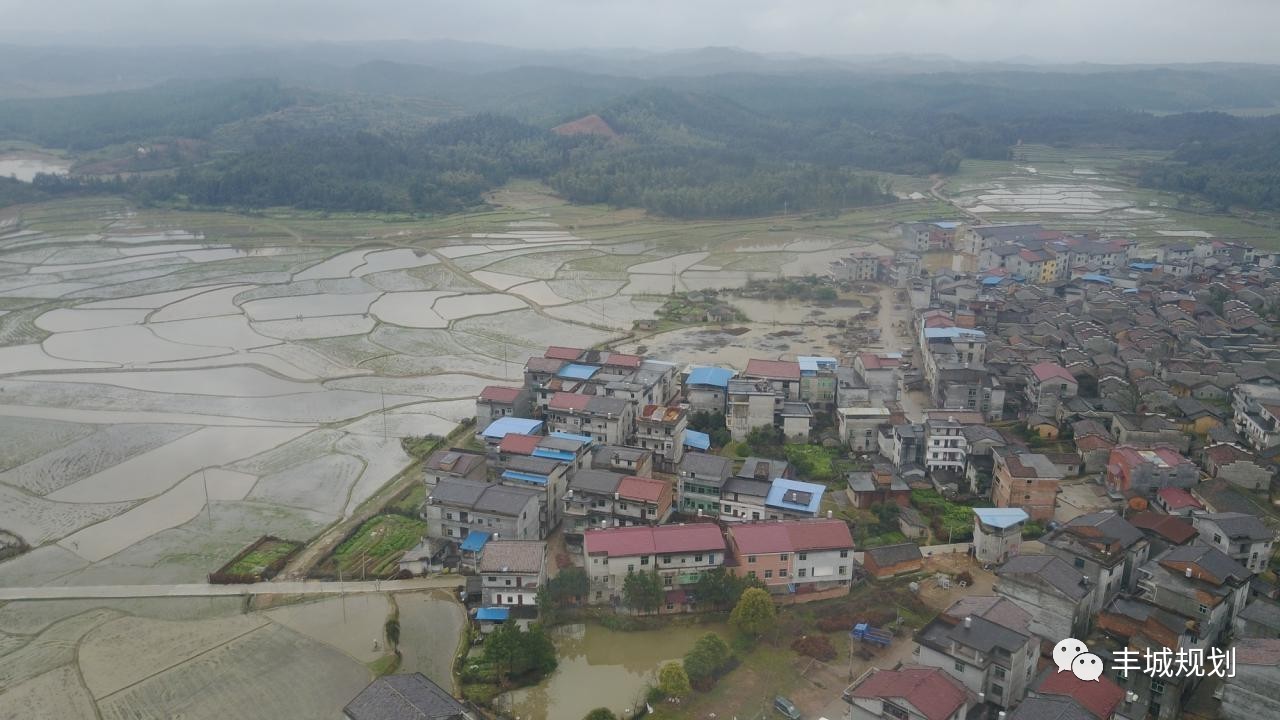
[798,356,837,374]
[933,221,962,229]
[482,417,543,439]
[973,507,1029,529]
[557,363,599,380]
[1129,262,1157,271]
[981,276,1004,285]
[501,470,549,485]
[687,366,734,388]
[549,431,593,445]
[460,531,490,552]
[476,607,510,621]
[1079,273,1114,284]
[765,478,825,515]
[683,430,711,450]
[532,448,576,461]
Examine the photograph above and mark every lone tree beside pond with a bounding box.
[730,587,777,639]
[482,622,557,685]
[683,632,733,691]
[622,568,663,614]
[658,661,692,699]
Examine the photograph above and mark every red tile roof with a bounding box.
[604,352,642,369]
[617,476,668,504]
[548,392,591,412]
[1035,666,1125,720]
[525,357,565,373]
[729,519,854,555]
[1204,443,1253,465]
[584,524,725,558]
[1031,361,1076,384]
[1129,512,1198,545]
[639,404,686,423]
[479,385,522,403]
[1075,434,1114,452]
[498,433,540,456]
[1110,445,1192,470]
[924,315,956,328]
[850,667,971,720]
[1156,487,1203,510]
[858,353,901,370]
[545,346,584,361]
[744,358,800,381]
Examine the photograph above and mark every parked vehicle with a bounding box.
[774,695,802,719]
[850,622,892,647]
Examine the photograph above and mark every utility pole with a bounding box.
[202,468,211,526]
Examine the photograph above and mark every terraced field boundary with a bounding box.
[276,418,476,581]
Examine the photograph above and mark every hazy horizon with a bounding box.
[2,0,1279,66]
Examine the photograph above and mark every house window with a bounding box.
[991,684,1004,697]
[641,556,649,565]
[993,666,1007,679]
[619,503,628,510]
[883,703,909,720]
[798,568,807,578]
[663,575,672,587]
[1198,604,1209,615]
[628,564,635,572]
[694,554,703,562]
[663,555,672,564]
[765,570,773,579]
[748,555,757,563]
[1213,534,1222,544]
[505,579,512,586]
[1151,678,1165,695]
[445,512,454,520]
[840,550,849,558]
[488,577,497,582]
[798,553,807,561]
[1074,557,1086,569]
[838,566,847,575]
[954,661,966,672]
[780,554,789,561]
[723,504,731,512]
[779,569,788,577]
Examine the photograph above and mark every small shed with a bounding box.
[862,543,924,578]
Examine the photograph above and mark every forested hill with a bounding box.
[6,56,1280,217]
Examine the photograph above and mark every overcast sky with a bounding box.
[2,0,1278,64]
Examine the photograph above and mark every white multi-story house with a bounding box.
[634,404,687,472]
[726,378,777,442]
[1232,383,1280,451]
[924,416,967,472]
[544,392,633,445]
[913,596,1039,709]
[478,541,547,607]
[1192,512,1275,574]
[583,524,726,604]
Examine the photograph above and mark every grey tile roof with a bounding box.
[738,457,791,481]
[1160,543,1250,585]
[593,445,648,463]
[1009,696,1094,720]
[431,477,541,516]
[1064,511,1145,549]
[866,542,922,567]
[945,614,1029,654]
[679,452,734,482]
[847,472,876,493]
[504,455,563,475]
[1197,512,1273,541]
[996,554,1090,600]
[1239,597,1280,631]
[570,469,626,495]
[479,540,546,574]
[722,476,771,498]
[343,673,466,720]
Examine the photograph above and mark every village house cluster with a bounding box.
[400,219,1280,720]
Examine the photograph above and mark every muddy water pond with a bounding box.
[501,621,727,720]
